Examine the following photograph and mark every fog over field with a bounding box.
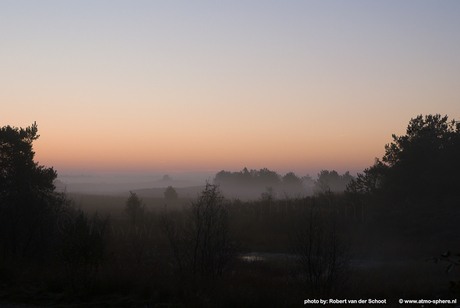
[55,169,320,200]
[55,172,214,195]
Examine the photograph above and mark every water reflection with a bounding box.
[240,254,266,262]
[239,252,294,263]
[240,252,384,269]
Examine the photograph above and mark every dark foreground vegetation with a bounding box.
[1,115,459,307]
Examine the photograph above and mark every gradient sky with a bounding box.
[2,1,459,177]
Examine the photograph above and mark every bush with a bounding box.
[290,197,351,297]
[60,209,110,291]
[162,183,239,281]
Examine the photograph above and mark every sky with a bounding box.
[2,0,459,179]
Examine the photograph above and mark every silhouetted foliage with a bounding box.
[282,172,302,185]
[345,159,389,196]
[162,174,171,181]
[214,167,310,199]
[347,114,460,201]
[0,122,69,258]
[124,191,145,225]
[162,183,239,282]
[215,167,281,187]
[427,251,460,295]
[60,209,110,291]
[257,168,281,186]
[281,172,304,197]
[290,198,351,297]
[164,185,178,202]
[315,170,354,193]
[260,186,276,203]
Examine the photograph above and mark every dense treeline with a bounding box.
[214,167,353,199]
[0,123,70,259]
[346,114,460,202]
[214,168,306,199]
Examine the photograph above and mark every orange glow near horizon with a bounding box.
[32,120,390,177]
[3,2,459,177]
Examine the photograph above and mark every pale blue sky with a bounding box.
[2,1,459,177]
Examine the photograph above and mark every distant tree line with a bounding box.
[315,170,354,193]
[215,167,284,187]
[214,167,354,199]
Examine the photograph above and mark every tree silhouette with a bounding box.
[215,167,281,187]
[347,114,460,201]
[345,159,388,196]
[162,183,239,281]
[281,172,303,197]
[0,122,67,258]
[164,185,178,202]
[257,168,281,186]
[162,174,171,182]
[290,199,351,297]
[60,209,110,291]
[124,191,145,225]
[315,170,353,193]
